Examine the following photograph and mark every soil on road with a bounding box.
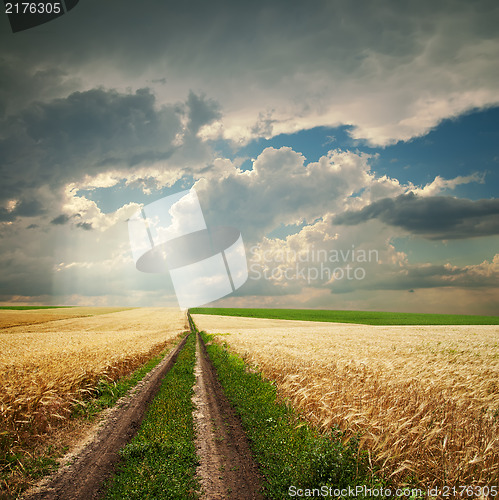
[193,333,263,500]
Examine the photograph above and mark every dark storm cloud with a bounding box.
[1,0,498,118]
[51,214,71,225]
[333,192,499,239]
[185,91,221,135]
[0,87,220,217]
[0,58,78,118]
[9,199,45,216]
[16,88,180,167]
[0,209,15,223]
[50,213,93,229]
[0,199,45,222]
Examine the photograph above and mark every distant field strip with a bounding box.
[193,314,499,487]
[0,308,187,451]
[0,306,132,329]
[191,307,499,325]
[0,306,75,310]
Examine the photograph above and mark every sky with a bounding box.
[0,0,498,314]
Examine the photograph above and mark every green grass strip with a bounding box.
[191,307,499,325]
[200,331,386,499]
[103,333,198,500]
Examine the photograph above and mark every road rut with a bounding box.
[193,332,263,499]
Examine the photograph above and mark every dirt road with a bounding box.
[22,319,264,499]
[193,333,263,499]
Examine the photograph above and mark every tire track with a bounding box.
[192,330,263,499]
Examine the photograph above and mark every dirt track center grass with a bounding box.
[0,307,187,496]
[192,313,499,488]
[191,307,499,325]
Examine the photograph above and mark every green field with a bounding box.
[190,307,499,325]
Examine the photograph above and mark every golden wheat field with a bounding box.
[0,307,187,449]
[0,306,131,329]
[193,314,499,488]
